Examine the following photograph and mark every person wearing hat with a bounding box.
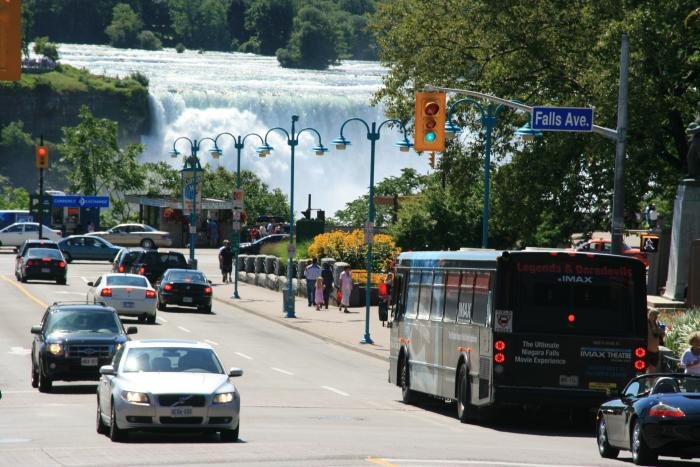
[218,239,234,283]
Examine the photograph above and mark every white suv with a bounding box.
[0,222,62,248]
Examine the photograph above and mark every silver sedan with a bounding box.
[96,340,243,442]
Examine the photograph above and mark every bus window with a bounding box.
[430,271,445,321]
[417,271,433,320]
[405,270,421,319]
[472,271,491,325]
[444,271,461,323]
[457,271,475,323]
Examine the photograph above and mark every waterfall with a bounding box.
[59,44,428,216]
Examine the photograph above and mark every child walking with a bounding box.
[314,277,325,311]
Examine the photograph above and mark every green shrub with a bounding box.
[175,43,186,53]
[663,308,700,358]
[137,30,162,51]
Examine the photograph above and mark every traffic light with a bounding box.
[428,152,436,169]
[0,0,22,81]
[414,91,446,153]
[35,145,49,169]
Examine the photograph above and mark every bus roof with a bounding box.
[397,249,503,264]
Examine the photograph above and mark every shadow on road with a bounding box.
[124,431,246,444]
[49,383,97,395]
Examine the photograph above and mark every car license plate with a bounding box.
[41,268,50,273]
[171,407,193,417]
[182,297,193,303]
[122,301,134,308]
[81,357,98,366]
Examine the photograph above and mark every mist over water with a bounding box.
[58,44,428,216]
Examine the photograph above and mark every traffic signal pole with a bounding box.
[38,135,44,239]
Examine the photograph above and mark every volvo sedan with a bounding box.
[87,273,157,324]
[96,340,243,442]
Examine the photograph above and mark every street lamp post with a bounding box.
[170,136,217,268]
[210,132,265,300]
[445,98,541,248]
[258,115,328,318]
[333,118,413,345]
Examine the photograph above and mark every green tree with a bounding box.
[137,30,163,50]
[371,0,700,248]
[168,0,232,51]
[0,176,30,210]
[276,5,339,69]
[105,3,143,48]
[242,0,294,55]
[32,36,59,61]
[58,106,145,222]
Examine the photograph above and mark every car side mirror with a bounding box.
[228,367,243,377]
[87,282,94,287]
[208,280,213,285]
[99,365,115,375]
[126,326,138,335]
[30,325,42,334]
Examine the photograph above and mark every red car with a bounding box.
[575,238,649,267]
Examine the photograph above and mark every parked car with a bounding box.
[0,222,61,248]
[130,250,188,285]
[96,340,242,442]
[112,247,145,273]
[15,239,59,279]
[58,235,121,263]
[17,248,67,284]
[574,238,649,267]
[30,302,137,392]
[156,269,213,313]
[87,273,158,324]
[238,234,289,255]
[87,223,172,249]
[596,373,700,464]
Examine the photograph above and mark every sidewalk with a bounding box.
[212,277,391,361]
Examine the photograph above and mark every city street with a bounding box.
[0,248,689,467]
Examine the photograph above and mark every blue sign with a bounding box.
[531,106,594,132]
[51,195,110,208]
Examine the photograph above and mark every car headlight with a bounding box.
[213,392,235,404]
[114,342,124,353]
[121,391,150,404]
[47,343,64,356]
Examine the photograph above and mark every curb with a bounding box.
[212,294,387,362]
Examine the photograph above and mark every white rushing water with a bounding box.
[58,44,428,216]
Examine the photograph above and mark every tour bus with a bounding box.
[388,249,648,422]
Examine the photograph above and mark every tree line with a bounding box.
[21,0,377,70]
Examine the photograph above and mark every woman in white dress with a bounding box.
[339,265,353,313]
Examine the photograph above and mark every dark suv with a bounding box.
[111,247,145,273]
[130,250,188,284]
[30,302,137,392]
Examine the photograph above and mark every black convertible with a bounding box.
[596,373,700,465]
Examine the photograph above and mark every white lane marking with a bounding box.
[235,352,253,360]
[381,461,595,467]
[52,291,86,295]
[271,367,294,376]
[157,316,168,323]
[81,276,89,283]
[204,339,219,346]
[8,347,31,355]
[321,385,349,397]
[177,326,191,333]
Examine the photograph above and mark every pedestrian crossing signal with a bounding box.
[640,234,660,253]
[35,145,49,169]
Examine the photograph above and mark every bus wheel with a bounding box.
[457,364,477,423]
[400,356,415,404]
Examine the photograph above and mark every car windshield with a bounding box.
[45,310,121,334]
[27,248,63,259]
[167,271,206,282]
[106,275,149,287]
[122,347,223,373]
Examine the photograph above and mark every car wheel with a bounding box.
[400,354,416,404]
[56,278,66,285]
[96,396,108,435]
[140,238,155,249]
[631,419,657,465]
[137,315,146,324]
[20,274,27,283]
[109,401,126,442]
[456,364,479,423]
[30,361,38,388]
[156,299,166,311]
[596,416,619,458]
[63,252,73,263]
[37,363,52,393]
[198,305,212,313]
[220,423,239,442]
[146,313,156,324]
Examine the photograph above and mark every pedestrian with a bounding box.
[87,221,95,233]
[218,239,234,283]
[646,204,658,229]
[680,331,700,375]
[303,258,322,307]
[259,223,267,237]
[339,265,353,313]
[646,309,666,373]
[321,262,334,309]
[208,218,219,247]
[314,277,324,311]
